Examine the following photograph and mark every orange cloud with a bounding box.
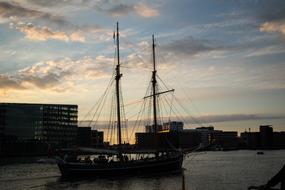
[260,21,285,36]
[0,56,113,93]
[0,74,25,90]
[13,22,87,42]
[107,3,159,18]
[70,31,86,42]
[134,3,159,18]
[0,1,66,25]
[17,23,69,41]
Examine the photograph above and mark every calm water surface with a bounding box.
[0,150,284,190]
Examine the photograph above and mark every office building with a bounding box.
[0,103,78,147]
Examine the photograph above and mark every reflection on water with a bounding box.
[43,173,182,190]
[1,150,284,190]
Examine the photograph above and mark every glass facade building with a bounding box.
[0,103,78,147]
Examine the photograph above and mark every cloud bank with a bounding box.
[260,21,285,36]
[0,1,66,24]
[12,22,86,42]
[0,56,113,91]
[107,2,159,18]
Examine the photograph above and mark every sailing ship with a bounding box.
[57,23,184,177]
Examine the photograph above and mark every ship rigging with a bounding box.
[56,23,184,177]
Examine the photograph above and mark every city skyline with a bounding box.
[1,0,285,128]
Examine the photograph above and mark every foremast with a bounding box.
[115,22,122,147]
[151,35,157,133]
[152,35,158,133]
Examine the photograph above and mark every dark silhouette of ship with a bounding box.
[56,23,183,177]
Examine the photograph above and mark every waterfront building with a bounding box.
[195,126,215,146]
[145,121,183,133]
[177,130,201,148]
[241,125,285,149]
[273,132,285,149]
[162,121,184,132]
[260,125,273,148]
[240,132,260,149]
[192,127,239,150]
[0,103,78,147]
[135,130,200,149]
[91,130,104,147]
[145,124,162,133]
[77,127,104,147]
[77,127,91,146]
[137,124,284,150]
[0,107,4,153]
[215,131,238,149]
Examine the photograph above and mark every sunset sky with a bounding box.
[1,0,285,129]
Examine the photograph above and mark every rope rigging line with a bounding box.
[116,39,153,73]
[156,84,164,126]
[154,77,176,123]
[169,72,208,125]
[86,42,118,129]
[155,85,174,124]
[126,106,144,120]
[107,85,116,144]
[160,93,190,126]
[129,97,148,140]
[83,31,208,144]
[120,36,150,53]
[85,44,118,144]
[79,65,115,127]
[155,74,177,124]
[159,90,172,123]
[120,36,152,69]
[169,92,175,121]
[154,41,208,126]
[129,80,153,139]
[173,96,203,126]
[120,65,152,71]
[79,102,99,126]
[156,75,172,91]
[124,99,144,107]
[91,78,116,126]
[147,87,153,126]
[157,93,163,126]
[119,82,129,143]
[87,77,115,128]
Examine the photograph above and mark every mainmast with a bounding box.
[148,35,174,134]
[152,35,158,133]
[115,22,122,146]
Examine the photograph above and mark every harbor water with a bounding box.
[0,150,284,190]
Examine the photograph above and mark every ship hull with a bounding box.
[57,154,183,177]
